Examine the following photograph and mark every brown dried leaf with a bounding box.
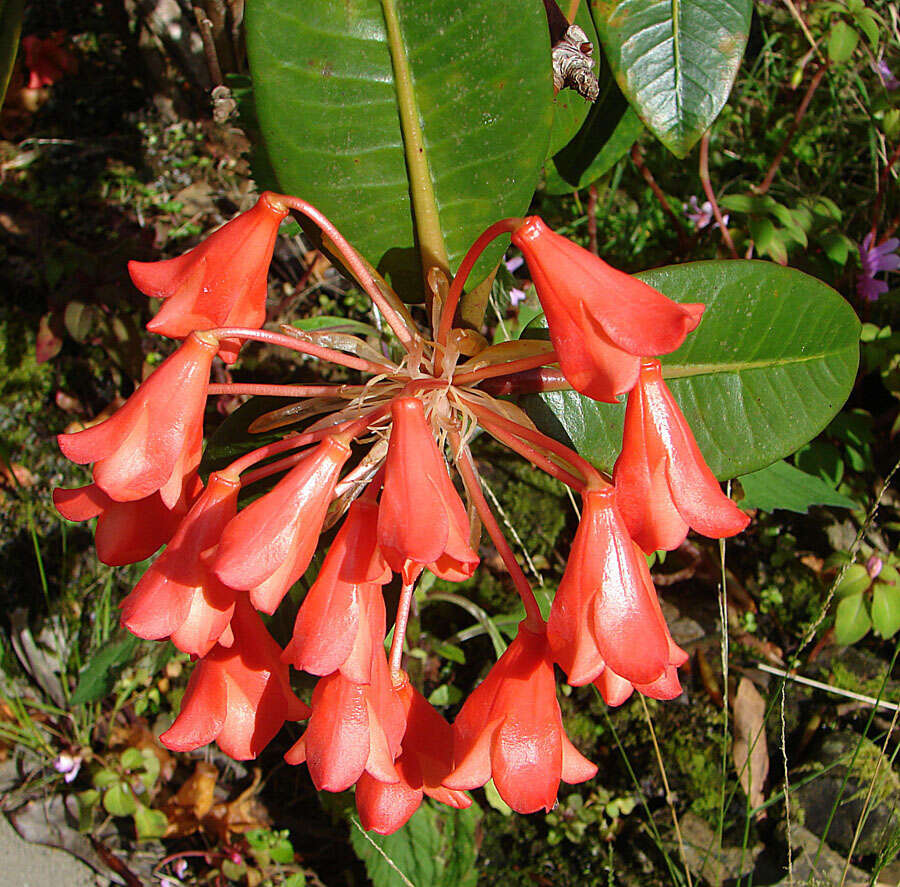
[732,677,769,816]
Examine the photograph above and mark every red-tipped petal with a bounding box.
[159,661,227,752]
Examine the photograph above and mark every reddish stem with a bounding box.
[479,367,572,396]
[630,144,689,253]
[587,183,599,255]
[211,326,394,375]
[698,133,738,258]
[452,349,559,386]
[455,443,544,631]
[207,382,359,398]
[276,195,419,351]
[389,580,416,679]
[436,217,523,359]
[241,451,307,487]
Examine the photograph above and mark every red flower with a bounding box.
[119,472,242,658]
[613,359,750,553]
[282,498,391,682]
[212,436,351,614]
[356,678,471,834]
[51,476,199,566]
[160,598,309,760]
[129,193,289,364]
[284,637,405,793]
[445,623,596,814]
[511,216,704,402]
[22,33,77,89]
[377,397,478,585]
[57,331,217,507]
[594,663,684,708]
[547,486,687,688]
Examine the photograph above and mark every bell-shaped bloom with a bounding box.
[213,436,351,614]
[594,662,684,708]
[445,623,596,814]
[284,636,405,793]
[511,216,704,402]
[119,472,242,658]
[129,192,289,363]
[282,499,391,683]
[52,475,199,566]
[57,331,217,507]
[356,678,471,834]
[377,397,479,585]
[547,486,688,688]
[613,359,750,553]
[160,598,309,760]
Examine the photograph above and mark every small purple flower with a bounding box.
[867,555,884,580]
[857,232,900,302]
[683,196,728,231]
[505,256,528,307]
[873,59,900,90]
[53,752,82,783]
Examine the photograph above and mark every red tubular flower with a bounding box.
[160,598,309,760]
[284,636,406,793]
[282,499,391,682]
[51,476,199,566]
[613,358,750,554]
[511,216,704,402]
[129,192,289,363]
[212,436,351,614]
[119,472,242,658]
[445,623,596,814]
[356,678,471,834]
[377,397,478,585]
[547,486,687,688]
[56,331,217,507]
[594,663,684,708]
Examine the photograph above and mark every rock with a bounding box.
[771,824,869,886]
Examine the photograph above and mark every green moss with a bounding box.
[829,658,892,701]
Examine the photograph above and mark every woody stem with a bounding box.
[276,195,419,351]
[464,397,605,487]
[389,580,416,679]
[211,327,395,375]
[454,442,544,631]
[435,217,523,361]
[451,348,559,386]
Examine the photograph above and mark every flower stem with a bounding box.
[478,367,571,396]
[241,451,307,487]
[436,217,522,359]
[452,348,559,387]
[389,579,416,681]
[211,326,394,375]
[454,441,544,631]
[275,195,419,351]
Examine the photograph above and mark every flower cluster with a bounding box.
[55,193,748,833]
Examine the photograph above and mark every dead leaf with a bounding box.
[162,761,220,837]
[732,677,769,817]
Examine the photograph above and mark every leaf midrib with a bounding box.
[663,345,856,380]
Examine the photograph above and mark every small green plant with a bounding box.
[545,788,636,846]
[832,553,900,644]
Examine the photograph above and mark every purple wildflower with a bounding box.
[683,196,728,231]
[505,256,528,307]
[873,59,900,90]
[857,232,900,302]
[53,752,82,783]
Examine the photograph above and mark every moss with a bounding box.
[829,658,892,702]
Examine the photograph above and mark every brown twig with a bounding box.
[630,143,690,252]
[586,183,599,255]
[699,133,739,258]
[869,140,900,240]
[193,6,224,86]
[755,60,830,196]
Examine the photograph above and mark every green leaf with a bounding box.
[591,0,752,157]
[427,683,462,706]
[834,593,872,646]
[432,641,466,664]
[103,782,138,818]
[247,1,554,300]
[350,800,481,887]
[0,0,24,110]
[737,460,857,513]
[828,21,859,64]
[133,804,168,840]
[872,582,900,639]
[522,261,860,478]
[70,632,141,706]
[291,315,380,338]
[834,564,872,600]
[283,875,307,887]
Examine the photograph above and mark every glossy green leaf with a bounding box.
[522,261,860,478]
[247,0,553,300]
[872,581,900,639]
[833,593,871,646]
[590,0,752,156]
[737,460,857,513]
